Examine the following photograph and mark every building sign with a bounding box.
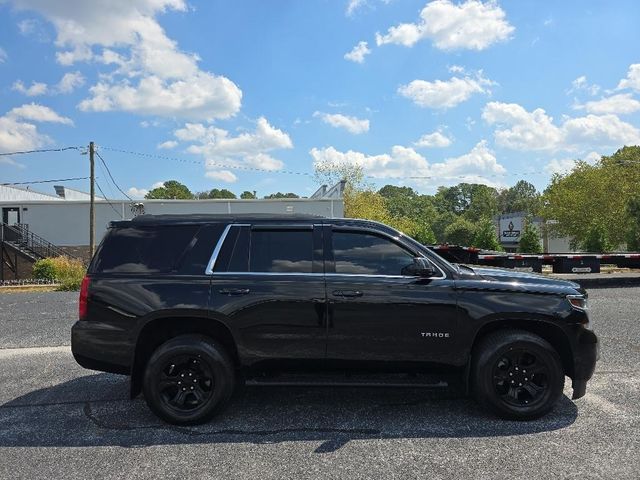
[499,216,523,244]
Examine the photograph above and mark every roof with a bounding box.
[116,213,328,226]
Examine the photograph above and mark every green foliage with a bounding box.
[542,146,640,250]
[264,192,300,199]
[240,190,257,199]
[197,188,237,199]
[444,216,476,246]
[431,211,457,244]
[33,256,86,290]
[32,258,57,281]
[518,220,542,253]
[498,180,541,215]
[145,180,194,200]
[473,218,502,250]
[580,224,613,253]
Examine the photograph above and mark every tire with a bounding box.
[142,334,235,425]
[471,329,565,420]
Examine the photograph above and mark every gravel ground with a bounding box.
[0,289,638,479]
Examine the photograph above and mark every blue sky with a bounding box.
[1,0,640,199]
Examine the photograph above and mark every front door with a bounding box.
[324,227,458,364]
[2,207,20,225]
[208,223,327,366]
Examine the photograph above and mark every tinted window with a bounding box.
[332,231,414,275]
[250,230,313,273]
[179,224,226,275]
[93,225,199,274]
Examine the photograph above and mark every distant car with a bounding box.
[72,214,598,425]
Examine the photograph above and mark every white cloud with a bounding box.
[346,0,367,16]
[544,158,576,175]
[617,63,640,91]
[12,0,242,121]
[575,93,640,115]
[568,75,600,96]
[398,71,494,109]
[175,117,293,181]
[344,41,371,63]
[8,103,73,125]
[414,129,452,148]
[310,140,505,187]
[157,140,178,149]
[56,71,85,93]
[205,170,238,183]
[12,71,86,96]
[12,80,48,96]
[313,111,370,134]
[127,187,149,199]
[0,47,6,63]
[483,101,640,151]
[376,0,514,50]
[0,103,72,153]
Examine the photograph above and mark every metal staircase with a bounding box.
[1,222,71,280]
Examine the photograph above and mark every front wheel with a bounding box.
[142,334,235,425]
[471,330,565,420]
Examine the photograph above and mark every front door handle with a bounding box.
[332,289,363,298]
[219,288,250,296]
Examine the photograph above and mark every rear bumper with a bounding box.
[571,328,599,399]
[71,320,132,375]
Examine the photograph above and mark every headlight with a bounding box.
[567,294,588,311]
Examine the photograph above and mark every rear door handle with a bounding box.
[332,289,363,298]
[219,288,250,296]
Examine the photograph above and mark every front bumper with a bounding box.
[570,327,599,399]
[71,320,132,375]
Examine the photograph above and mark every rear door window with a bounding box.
[249,229,313,273]
[93,225,199,274]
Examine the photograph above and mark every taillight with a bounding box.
[79,275,90,320]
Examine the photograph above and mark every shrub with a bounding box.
[519,220,543,254]
[32,258,57,281]
[473,218,502,251]
[32,256,86,291]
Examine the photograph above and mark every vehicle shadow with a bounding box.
[0,373,578,453]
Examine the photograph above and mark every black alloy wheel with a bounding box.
[472,329,565,420]
[143,334,235,425]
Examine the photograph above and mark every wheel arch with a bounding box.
[464,318,574,394]
[130,315,239,398]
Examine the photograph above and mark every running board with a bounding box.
[245,373,450,389]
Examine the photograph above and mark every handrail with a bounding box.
[0,222,78,260]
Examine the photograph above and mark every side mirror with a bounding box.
[402,257,437,277]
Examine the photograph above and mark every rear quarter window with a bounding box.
[92,225,200,274]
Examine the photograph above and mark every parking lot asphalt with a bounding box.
[0,289,639,479]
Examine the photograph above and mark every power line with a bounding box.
[1,176,90,186]
[0,146,82,157]
[101,145,628,182]
[94,149,133,201]
[95,179,123,218]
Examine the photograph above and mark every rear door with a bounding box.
[208,223,327,365]
[324,226,458,364]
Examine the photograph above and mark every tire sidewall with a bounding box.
[473,333,564,420]
[143,335,234,425]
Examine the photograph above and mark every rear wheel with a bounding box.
[142,334,235,425]
[472,330,565,420]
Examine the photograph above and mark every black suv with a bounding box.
[72,214,598,424]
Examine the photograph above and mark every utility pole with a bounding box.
[89,141,95,256]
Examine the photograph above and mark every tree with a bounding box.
[627,197,640,251]
[432,211,458,244]
[498,180,541,215]
[197,188,237,199]
[473,218,501,250]
[444,216,476,246]
[240,191,257,199]
[581,224,613,253]
[434,183,498,221]
[518,219,542,253]
[542,146,640,249]
[145,180,194,199]
[264,192,300,199]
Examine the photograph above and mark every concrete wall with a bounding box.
[1,198,344,246]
